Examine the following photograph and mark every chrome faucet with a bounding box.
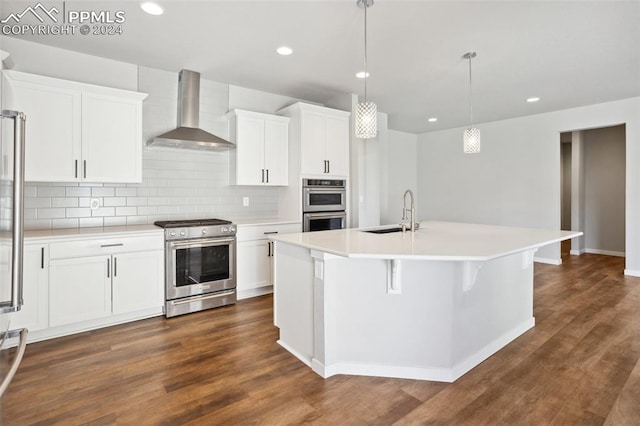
[402,189,418,232]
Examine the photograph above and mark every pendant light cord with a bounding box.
[363,1,368,103]
[468,54,473,127]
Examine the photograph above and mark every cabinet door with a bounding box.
[263,119,289,186]
[112,250,164,314]
[10,244,49,332]
[81,92,142,183]
[8,81,81,182]
[299,109,326,175]
[235,115,265,185]
[237,239,271,293]
[49,255,111,327]
[324,114,350,177]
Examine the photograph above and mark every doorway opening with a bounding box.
[560,125,626,264]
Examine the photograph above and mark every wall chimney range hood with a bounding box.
[147,69,235,150]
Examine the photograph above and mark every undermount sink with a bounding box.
[362,226,405,234]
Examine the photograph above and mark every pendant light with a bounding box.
[355,0,377,139]
[463,51,480,153]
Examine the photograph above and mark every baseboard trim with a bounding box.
[304,318,536,383]
[585,248,625,257]
[534,257,562,265]
[624,269,640,277]
[570,249,586,256]
[237,285,273,300]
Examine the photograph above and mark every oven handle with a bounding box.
[171,290,236,305]
[303,211,346,219]
[168,237,236,250]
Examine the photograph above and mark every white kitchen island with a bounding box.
[270,221,581,382]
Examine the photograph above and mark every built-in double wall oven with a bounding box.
[302,179,346,232]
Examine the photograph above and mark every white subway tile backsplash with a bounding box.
[116,207,137,216]
[91,207,115,217]
[51,197,78,208]
[26,197,51,208]
[103,197,126,207]
[104,217,127,227]
[92,187,115,197]
[52,218,79,229]
[37,187,66,197]
[126,216,148,225]
[37,208,66,219]
[66,187,92,197]
[79,218,103,228]
[116,187,137,197]
[66,207,92,218]
[126,197,148,206]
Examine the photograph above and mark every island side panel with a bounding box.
[316,255,458,381]
[450,251,535,379]
[273,241,315,366]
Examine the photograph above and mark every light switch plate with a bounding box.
[242,197,249,207]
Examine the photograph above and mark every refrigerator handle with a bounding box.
[0,328,29,398]
[0,110,26,314]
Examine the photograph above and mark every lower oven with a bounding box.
[303,211,347,232]
[165,236,236,317]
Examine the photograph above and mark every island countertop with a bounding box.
[270,221,581,261]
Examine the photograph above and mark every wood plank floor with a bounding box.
[2,251,640,425]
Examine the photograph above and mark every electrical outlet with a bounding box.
[90,198,100,210]
[242,197,250,207]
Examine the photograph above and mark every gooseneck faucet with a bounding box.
[402,189,418,232]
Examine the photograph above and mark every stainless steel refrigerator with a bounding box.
[0,102,28,400]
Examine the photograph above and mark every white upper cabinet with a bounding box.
[228,109,290,186]
[278,102,350,178]
[3,71,146,183]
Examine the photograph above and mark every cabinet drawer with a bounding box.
[49,234,164,259]
[236,223,301,242]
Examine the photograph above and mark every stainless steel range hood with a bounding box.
[147,69,235,150]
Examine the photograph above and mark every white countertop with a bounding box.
[271,221,582,261]
[234,218,301,227]
[25,225,163,242]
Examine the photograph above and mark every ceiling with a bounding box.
[2,0,639,134]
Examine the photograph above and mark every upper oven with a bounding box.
[166,236,236,301]
[302,179,346,212]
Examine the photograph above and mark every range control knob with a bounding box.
[180,231,186,237]
[222,227,229,232]
[202,229,207,235]
[169,231,176,237]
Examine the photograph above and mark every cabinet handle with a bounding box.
[266,169,269,183]
[327,160,330,174]
[107,258,110,278]
[263,231,278,235]
[83,160,87,179]
[267,241,271,257]
[323,160,327,173]
[40,247,44,269]
[261,169,265,183]
[114,257,117,277]
[100,243,124,248]
[74,160,78,178]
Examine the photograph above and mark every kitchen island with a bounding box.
[270,221,581,382]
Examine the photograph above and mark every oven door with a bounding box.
[166,237,236,300]
[303,212,346,232]
[303,188,346,212]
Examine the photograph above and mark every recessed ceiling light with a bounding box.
[428,117,438,122]
[526,97,540,103]
[276,46,293,56]
[355,71,370,79]
[141,2,163,15]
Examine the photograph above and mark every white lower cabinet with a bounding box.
[17,230,164,343]
[49,255,111,327]
[236,222,301,299]
[10,243,49,332]
[112,250,164,314]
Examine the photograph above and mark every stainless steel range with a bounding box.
[154,219,237,317]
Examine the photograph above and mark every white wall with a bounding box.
[560,142,571,230]
[584,125,626,255]
[417,97,640,272]
[381,129,418,225]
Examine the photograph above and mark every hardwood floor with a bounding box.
[2,253,640,425]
